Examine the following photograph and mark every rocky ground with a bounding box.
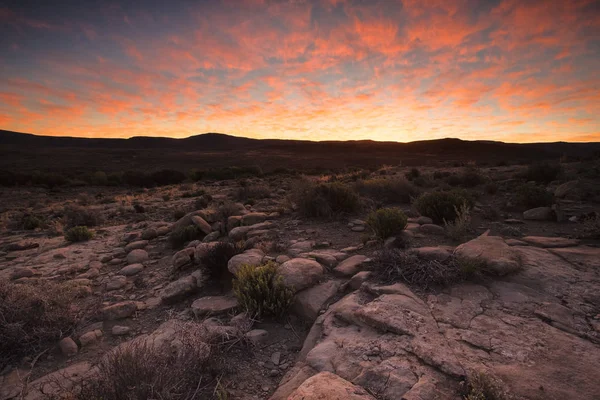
[0,162,599,399]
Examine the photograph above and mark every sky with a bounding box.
[0,0,599,143]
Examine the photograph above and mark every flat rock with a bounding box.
[288,372,375,400]
[242,212,268,226]
[418,224,445,235]
[277,258,324,292]
[521,236,579,248]
[523,207,554,221]
[102,301,137,320]
[454,232,521,275]
[124,240,148,252]
[118,263,144,276]
[411,246,453,262]
[293,280,341,321]
[333,255,370,277]
[106,275,127,291]
[191,296,238,317]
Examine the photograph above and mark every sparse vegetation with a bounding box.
[64,205,102,228]
[444,203,471,241]
[373,249,464,290]
[235,180,270,202]
[463,371,512,400]
[367,208,408,240]
[0,279,83,368]
[75,322,226,400]
[200,241,241,279]
[354,177,418,203]
[294,181,361,218]
[582,213,600,239]
[520,161,563,183]
[413,190,472,224]
[22,215,43,230]
[169,225,204,248]
[515,183,554,209]
[65,226,93,242]
[405,167,420,181]
[233,262,294,318]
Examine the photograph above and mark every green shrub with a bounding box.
[294,181,360,218]
[169,225,204,248]
[521,162,563,183]
[65,226,93,242]
[515,183,554,209]
[367,208,408,239]
[354,177,417,203]
[0,279,82,368]
[233,262,293,318]
[413,190,472,224]
[22,215,42,230]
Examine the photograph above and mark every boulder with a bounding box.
[288,240,315,257]
[333,255,371,277]
[416,216,433,225]
[242,212,268,226]
[106,275,127,291]
[227,215,242,231]
[172,248,194,269]
[228,249,265,275]
[59,337,78,356]
[277,258,324,292]
[141,228,158,240]
[454,231,521,275]
[418,224,445,235]
[191,215,212,235]
[160,275,198,304]
[229,221,273,241]
[293,280,340,321]
[126,249,148,264]
[288,372,375,400]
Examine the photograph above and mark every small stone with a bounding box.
[111,325,131,336]
[106,275,127,291]
[141,228,158,240]
[101,301,137,320]
[118,263,144,276]
[124,240,148,253]
[59,337,78,356]
[271,351,281,365]
[79,330,102,347]
[245,329,269,346]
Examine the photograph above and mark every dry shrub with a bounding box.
[233,262,293,318]
[354,177,418,204]
[76,322,226,400]
[444,203,471,242]
[514,183,554,209]
[0,279,82,368]
[235,180,271,202]
[463,371,513,400]
[413,190,473,224]
[65,226,93,242]
[63,205,102,228]
[200,241,242,279]
[373,249,465,290]
[293,181,360,218]
[582,213,600,239]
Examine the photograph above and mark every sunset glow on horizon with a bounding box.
[1,0,599,143]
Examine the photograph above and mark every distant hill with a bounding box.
[1,129,599,174]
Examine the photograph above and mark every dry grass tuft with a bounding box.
[75,322,226,400]
[0,279,84,369]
